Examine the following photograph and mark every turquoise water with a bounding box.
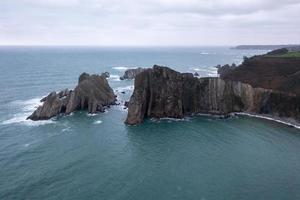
[0,46,299,200]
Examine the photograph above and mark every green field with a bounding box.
[267,51,300,58]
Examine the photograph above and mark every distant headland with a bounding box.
[232,45,300,51]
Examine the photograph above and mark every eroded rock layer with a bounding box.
[125,65,300,125]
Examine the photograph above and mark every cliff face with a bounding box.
[28,73,116,121]
[125,66,300,125]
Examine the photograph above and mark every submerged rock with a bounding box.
[120,68,147,80]
[125,65,300,125]
[28,73,116,121]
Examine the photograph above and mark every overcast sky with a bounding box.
[0,0,299,46]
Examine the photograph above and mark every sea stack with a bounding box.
[125,65,300,125]
[27,73,116,120]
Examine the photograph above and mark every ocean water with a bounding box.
[0,46,300,200]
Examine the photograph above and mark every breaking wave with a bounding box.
[112,66,128,71]
[236,113,300,129]
[1,97,55,126]
[108,74,121,82]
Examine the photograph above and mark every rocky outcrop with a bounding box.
[101,72,110,78]
[120,68,147,80]
[125,65,300,125]
[28,73,116,121]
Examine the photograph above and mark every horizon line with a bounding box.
[0,44,299,48]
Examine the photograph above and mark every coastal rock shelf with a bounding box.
[125,65,300,125]
[27,73,116,120]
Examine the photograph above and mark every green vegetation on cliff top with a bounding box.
[266,51,300,58]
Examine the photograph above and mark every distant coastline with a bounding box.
[232,45,300,50]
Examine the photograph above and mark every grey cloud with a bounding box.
[0,0,299,45]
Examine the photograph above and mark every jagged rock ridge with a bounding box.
[27,73,116,121]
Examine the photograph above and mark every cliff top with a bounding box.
[218,49,300,95]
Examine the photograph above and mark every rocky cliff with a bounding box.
[28,73,116,120]
[125,65,300,125]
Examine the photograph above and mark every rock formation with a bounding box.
[120,68,147,80]
[28,73,116,120]
[125,65,300,125]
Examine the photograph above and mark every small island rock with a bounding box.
[28,73,116,121]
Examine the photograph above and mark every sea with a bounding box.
[0,46,299,200]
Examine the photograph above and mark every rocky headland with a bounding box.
[218,48,300,95]
[125,64,300,125]
[27,73,116,120]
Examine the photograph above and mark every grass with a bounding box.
[266,51,300,58]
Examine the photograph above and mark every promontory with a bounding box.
[125,49,300,125]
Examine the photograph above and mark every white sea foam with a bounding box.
[111,101,128,112]
[11,97,43,112]
[24,143,30,147]
[62,127,71,132]
[87,113,98,117]
[200,52,211,55]
[1,113,55,126]
[151,117,191,123]
[113,66,128,71]
[235,112,300,129]
[108,74,121,81]
[115,85,134,92]
[1,97,55,126]
[93,120,102,124]
[191,67,218,77]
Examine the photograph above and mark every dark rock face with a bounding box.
[125,66,300,125]
[28,73,116,121]
[120,68,147,80]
